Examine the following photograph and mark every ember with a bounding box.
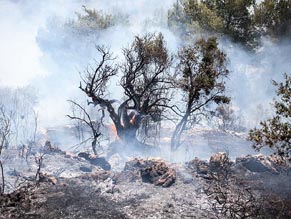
[108,124,119,140]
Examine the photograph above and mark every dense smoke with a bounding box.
[0,0,290,158]
[0,0,178,127]
[223,38,291,129]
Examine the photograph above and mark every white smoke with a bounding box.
[0,0,290,153]
[0,0,177,127]
[222,38,291,128]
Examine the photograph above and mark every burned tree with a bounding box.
[67,100,102,155]
[0,105,11,194]
[171,37,230,150]
[215,103,245,132]
[80,33,171,146]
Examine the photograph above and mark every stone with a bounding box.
[209,152,231,172]
[235,154,290,174]
[38,172,57,185]
[122,158,176,187]
[78,152,111,170]
[187,157,209,175]
[79,166,92,172]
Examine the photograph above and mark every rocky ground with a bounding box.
[1,145,291,219]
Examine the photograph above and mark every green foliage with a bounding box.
[37,6,122,65]
[254,0,291,39]
[168,0,257,49]
[207,0,256,47]
[176,37,230,105]
[183,0,223,32]
[66,6,128,34]
[168,0,221,39]
[249,73,291,161]
[171,37,230,150]
[169,0,291,48]
[78,6,114,29]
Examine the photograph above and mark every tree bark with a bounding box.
[0,161,4,194]
[117,126,139,145]
[171,111,190,151]
[92,138,97,155]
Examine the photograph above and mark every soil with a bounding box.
[1,150,291,219]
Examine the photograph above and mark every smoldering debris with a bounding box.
[2,0,291,131]
[1,1,291,218]
[117,158,176,187]
[78,152,111,171]
[1,149,291,218]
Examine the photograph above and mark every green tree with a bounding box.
[171,37,230,150]
[254,0,291,39]
[168,0,257,48]
[66,6,128,35]
[249,73,291,161]
[168,0,222,38]
[204,0,257,47]
[69,6,114,32]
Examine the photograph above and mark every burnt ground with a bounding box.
[1,170,291,219]
[1,150,291,219]
[0,181,127,219]
[0,165,213,219]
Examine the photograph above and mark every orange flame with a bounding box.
[108,124,119,139]
[129,114,136,125]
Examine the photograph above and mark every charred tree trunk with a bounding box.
[116,107,140,145]
[92,137,98,155]
[171,112,190,151]
[0,161,4,194]
[79,36,171,150]
[118,126,139,145]
[92,128,102,156]
[171,98,193,151]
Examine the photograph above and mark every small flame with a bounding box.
[108,124,119,139]
[161,137,171,143]
[129,114,136,125]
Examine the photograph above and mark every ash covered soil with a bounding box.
[0,150,213,219]
[1,130,291,219]
[0,166,211,219]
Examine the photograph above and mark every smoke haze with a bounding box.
[0,0,179,127]
[0,0,290,141]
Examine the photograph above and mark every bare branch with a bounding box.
[67,100,102,155]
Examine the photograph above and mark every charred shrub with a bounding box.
[205,153,263,219]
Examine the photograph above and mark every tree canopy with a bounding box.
[168,0,291,49]
[67,6,128,35]
[171,37,230,150]
[78,33,231,151]
[254,0,291,39]
[79,34,171,145]
[168,0,257,49]
[249,73,291,161]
